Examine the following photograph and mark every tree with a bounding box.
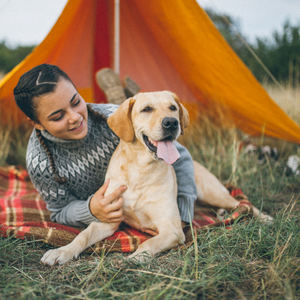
[206,9,300,85]
[0,41,34,74]
[271,21,300,85]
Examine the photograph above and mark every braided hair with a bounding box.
[35,129,67,184]
[14,64,107,184]
[14,64,72,122]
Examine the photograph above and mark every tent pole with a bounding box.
[114,0,120,74]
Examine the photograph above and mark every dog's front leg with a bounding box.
[128,226,185,262]
[41,222,118,265]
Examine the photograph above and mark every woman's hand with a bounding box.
[89,179,126,223]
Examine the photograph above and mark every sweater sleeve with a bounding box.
[44,189,98,228]
[26,136,99,228]
[173,142,197,223]
[27,164,99,228]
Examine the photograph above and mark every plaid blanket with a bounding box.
[0,166,253,253]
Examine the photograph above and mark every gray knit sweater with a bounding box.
[26,103,197,227]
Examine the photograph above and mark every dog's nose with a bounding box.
[162,117,179,131]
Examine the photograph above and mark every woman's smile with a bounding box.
[69,120,84,131]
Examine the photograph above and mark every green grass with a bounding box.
[1,115,300,299]
[1,204,299,299]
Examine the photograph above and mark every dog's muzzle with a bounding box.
[142,117,180,165]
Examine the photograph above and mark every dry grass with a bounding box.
[0,124,31,167]
[264,84,300,124]
[0,126,11,165]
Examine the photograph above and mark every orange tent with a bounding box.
[1,0,300,144]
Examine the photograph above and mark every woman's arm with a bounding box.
[173,142,197,224]
[27,165,125,227]
[27,165,98,227]
[26,135,124,227]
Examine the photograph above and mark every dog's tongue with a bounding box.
[157,140,180,164]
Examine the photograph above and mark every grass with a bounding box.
[264,84,300,124]
[1,84,300,299]
[0,125,30,167]
[0,204,299,299]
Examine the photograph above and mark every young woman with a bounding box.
[13,64,197,228]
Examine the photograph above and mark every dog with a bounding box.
[41,91,271,265]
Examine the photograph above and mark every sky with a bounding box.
[0,0,299,47]
[0,0,68,46]
[198,0,300,42]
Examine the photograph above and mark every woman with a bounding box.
[13,64,197,228]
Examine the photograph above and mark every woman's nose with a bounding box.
[68,109,80,123]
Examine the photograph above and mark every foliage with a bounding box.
[250,21,300,85]
[206,10,300,85]
[0,41,34,74]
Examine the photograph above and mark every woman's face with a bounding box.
[30,78,88,140]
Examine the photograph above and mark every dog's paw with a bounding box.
[253,207,273,224]
[127,252,151,263]
[216,208,228,220]
[258,213,273,224]
[259,214,274,224]
[41,246,78,266]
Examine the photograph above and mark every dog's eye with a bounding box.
[142,106,152,112]
[169,105,177,111]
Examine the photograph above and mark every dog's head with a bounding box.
[107,91,189,164]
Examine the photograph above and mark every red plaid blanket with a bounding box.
[0,166,253,253]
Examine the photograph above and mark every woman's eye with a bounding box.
[53,114,64,121]
[73,99,80,106]
[170,105,177,111]
[142,106,152,112]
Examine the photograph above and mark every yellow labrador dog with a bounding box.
[41,91,271,265]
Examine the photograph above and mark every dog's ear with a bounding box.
[107,98,136,142]
[172,93,189,135]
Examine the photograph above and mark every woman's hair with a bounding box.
[14,63,72,122]
[14,64,107,184]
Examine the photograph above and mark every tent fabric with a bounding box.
[1,0,300,144]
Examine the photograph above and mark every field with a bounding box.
[0,85,300,299]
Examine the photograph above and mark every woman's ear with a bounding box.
[27,117,44,131]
